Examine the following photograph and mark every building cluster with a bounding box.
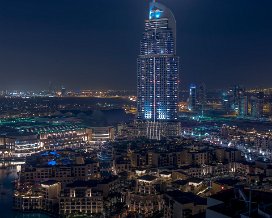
[113,139,272,217]
[13,150,124,217]
[0,95,135,120]
[0,89,136,99]
[221,124,272,154]
[121,140,243,178]
[178,84,272,122]
[222,85,272,119]
[188,83,207,113]
[0,117,115,159]
[13,138,272,217]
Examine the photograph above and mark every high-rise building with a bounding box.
[137,1,180,139]
[198,83,207,116]
[251,92,264,119]
[238,95,248,117]
[61,86,66,97]
[188,84,197,111]
[233,85,244,113]
[222,91,232,113]
[222,85,244,114]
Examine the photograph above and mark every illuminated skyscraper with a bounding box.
[198,83,207,114]
[137,1,179,139]
[61,86,66,97]
[188,84,197,111]
[238,95,248,117]
[251,92,264,119]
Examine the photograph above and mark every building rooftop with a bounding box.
[172,179,188,186]
[208,199,248,218]
[214,178,241,187]
[210,188,272,205]
[41,180,59,186]
[99,175,119,184]
[138,175,157,182]
[66,180,98,188]
[159,171,171,176]
[166,190,207,205]
[208,188,272,217]
[187,177,203,184]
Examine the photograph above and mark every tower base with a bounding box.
[135,120,181,140]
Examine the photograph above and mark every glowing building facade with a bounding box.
[188,84,197,111]
[137,1,179,139]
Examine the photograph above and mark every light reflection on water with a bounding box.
[0,162,52,218]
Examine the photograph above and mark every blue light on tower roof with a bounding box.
[149,8,163,19]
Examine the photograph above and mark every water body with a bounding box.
[0,164,52,218]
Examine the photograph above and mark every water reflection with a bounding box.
[0,162,52,218]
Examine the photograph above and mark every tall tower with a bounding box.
[188,84,197,111]
[137,1,180,139]
[198,83,207,116]
[251,92,264,119]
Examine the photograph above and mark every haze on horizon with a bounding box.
[0,0,271,91]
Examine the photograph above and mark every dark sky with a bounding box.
[0,0,272,91]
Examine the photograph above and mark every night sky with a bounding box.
[0,0,272,91]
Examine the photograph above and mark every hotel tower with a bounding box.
[137,1,180,139]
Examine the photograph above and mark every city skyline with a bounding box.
[1,1,272,217]
[1,0,272,90]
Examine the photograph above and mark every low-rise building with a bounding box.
[59,181,103,216]
[127,175,163,216]
[164,190,206,218]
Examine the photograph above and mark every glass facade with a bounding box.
[137,1,179,122]
[188,84,197,111]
